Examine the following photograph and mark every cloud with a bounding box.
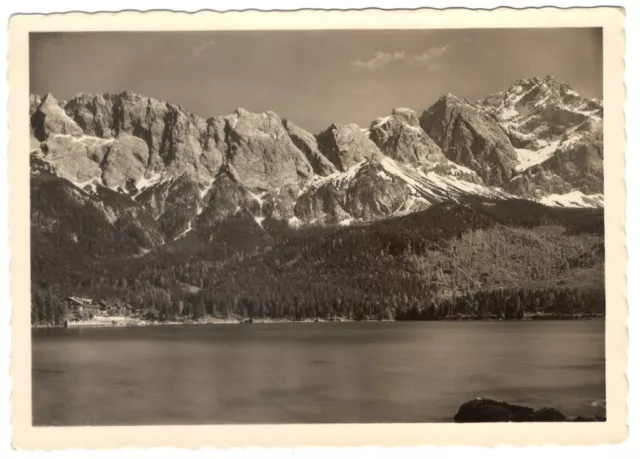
[351,50,406,70]
[192,40,217,58]
[410,45,451,67]
[351,45,451,72]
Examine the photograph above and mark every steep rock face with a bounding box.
[31,94,84,141]
[481,75,601,150]
[29,94,42,117]
[197,116,226,176]
[32,132,155,194]
[63,92,215,178]
[190,165,300,234]
[63,92,122,138]
[420,94,518,185]
[34,135,108,184]
[501,123,603,199]
[282,119,337,176]
[502,168,574,198]
[295,159,413,224]
[135,173,201,240]
[101,135,150,191]
[196,166,260,225]
[369,107,447,166]
[545,122,603,194]
[316,123,382,172]
[223,108,314,190]
[293,155,505,225]
[481,77,603,199]
[29,75,605,249]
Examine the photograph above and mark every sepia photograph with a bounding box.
[8,7,627,449]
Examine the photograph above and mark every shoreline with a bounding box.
[32,314,605,329]
[33,316,363,329]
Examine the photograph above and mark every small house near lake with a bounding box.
[97,299,133,316]
[63,297,132,321]
[63,297,100,321]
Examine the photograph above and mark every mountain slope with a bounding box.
[479,75,603,205]
[41,199,603,322]
[29,75,605,283]
[30,90,526,236]
[420,94,519,185]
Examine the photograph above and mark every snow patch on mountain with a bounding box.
[248,190,268,206]
[136,172,163,191]
[174,221,193,240]
[372,115,393,129]
[515,139,561,171]
[196,177,214,199]
[288,216,302,228]
[299,161,370,195]
[393,194,432,216]
[52,133,115,146]
[30,78,604,241]
[539,191,604,208]
[379,156,508,203]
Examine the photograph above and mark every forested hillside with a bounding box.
[31,198,605,325]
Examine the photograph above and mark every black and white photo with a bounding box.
[8,7,627,449]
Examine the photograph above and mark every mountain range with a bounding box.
[30,75,603,239]
[29,75,605,322]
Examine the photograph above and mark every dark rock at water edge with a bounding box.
[454,398,605,423]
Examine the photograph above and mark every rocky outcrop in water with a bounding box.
[454,398,606,423]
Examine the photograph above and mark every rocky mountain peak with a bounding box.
[420,93,518,185]
[369,108,447,167]
[222,107,314,189]
[390,107,420,126]
[31,92,84,141]
[316,123,382,172]
[477,76,604,201]
[481,75,601,124]
[234,107,251,117]
[40,92,59,105]
[28,75,604,250]
[282,119,337,176]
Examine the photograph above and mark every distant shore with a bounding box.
[32,316,363,329]
[31,313,604,329]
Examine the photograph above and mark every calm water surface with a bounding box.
[32,321,605,425]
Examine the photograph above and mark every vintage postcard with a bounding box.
[9,7,626,449]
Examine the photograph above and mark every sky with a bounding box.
[30,28,602,133]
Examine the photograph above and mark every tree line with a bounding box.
[31,283,605,325]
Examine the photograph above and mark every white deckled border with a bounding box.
[8,7,627,449]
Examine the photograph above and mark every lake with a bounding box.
[32,321,606,425]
